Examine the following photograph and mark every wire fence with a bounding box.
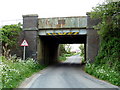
[0,19,23,28]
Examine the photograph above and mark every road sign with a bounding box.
[20,40,29,46]
[20,40,29,60]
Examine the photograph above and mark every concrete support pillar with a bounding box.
[86,30,99,62]
[22,14,38,60]
[37,36,59,65]
[84,43,86,61]
[86,13,100,63]
[37,36,44,64]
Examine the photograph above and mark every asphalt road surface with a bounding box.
[29,55,119,88]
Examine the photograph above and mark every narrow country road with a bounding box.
[27,55,119,88]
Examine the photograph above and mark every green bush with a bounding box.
[63,54,73,57]
[1,56,45,88]
[85,1,120,86]
[0,57,2,89]
[85,63,120,86]
[58,56,66,61]
[90,37,120,86]
[58,53,74,61]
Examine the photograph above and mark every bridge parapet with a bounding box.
[38,16,87,29]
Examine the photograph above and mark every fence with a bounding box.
[0,19,23,28]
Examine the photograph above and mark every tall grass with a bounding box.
[85,63,120,86]
[58,53,75,61]
[1,56,45,88]
[0,56,2,89]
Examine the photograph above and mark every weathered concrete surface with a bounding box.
[38,29,87,36]
[22,14,38,60]
[38,16,87,29]
[86,29,100,62]
[23,14,38,30]
[86,13,100,62]
[23,31,38,60]
[37,36,59,65]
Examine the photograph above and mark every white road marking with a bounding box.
[25,74,41,88]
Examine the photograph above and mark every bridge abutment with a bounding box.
[86,30,99,63]
[22,14,38,60]
[37,36,59,65]
[86,13,100,63]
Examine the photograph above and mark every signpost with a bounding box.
[20,40,29,60]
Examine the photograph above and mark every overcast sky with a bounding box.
[0,0,105,50]
[0,0,105,26]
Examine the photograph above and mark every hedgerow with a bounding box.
[85,1,120,86]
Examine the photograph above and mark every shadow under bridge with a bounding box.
[37,33,86,65]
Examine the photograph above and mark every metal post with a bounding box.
[23,46,26,60]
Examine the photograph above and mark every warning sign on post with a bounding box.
[20,40,29,46]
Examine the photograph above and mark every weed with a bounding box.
[85,63,120,86]
[1,56,45,88]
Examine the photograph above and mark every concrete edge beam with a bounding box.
[23,28,38,31]
[38,29,87,35]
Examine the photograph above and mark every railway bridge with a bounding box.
[22,13,100,65]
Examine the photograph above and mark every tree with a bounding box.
[59,44,67,56]
[91,1,120,38]
[85,1,120,86]
[90,1,120,70]
[0,23,22,59]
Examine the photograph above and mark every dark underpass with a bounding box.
[37,35,86,65]
[40,35,86,44]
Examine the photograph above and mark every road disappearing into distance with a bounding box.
[26,55,119,88]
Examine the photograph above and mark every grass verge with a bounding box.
[85,63,120,86]
[1,56,46,88]
[58,53,75,61]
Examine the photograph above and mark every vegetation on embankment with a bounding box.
[1,56,45,88]
[58,53,75,61]
[0,24,46,89]
[79,44,85,63]
[85,1,120,86]
[0,24,22,59]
